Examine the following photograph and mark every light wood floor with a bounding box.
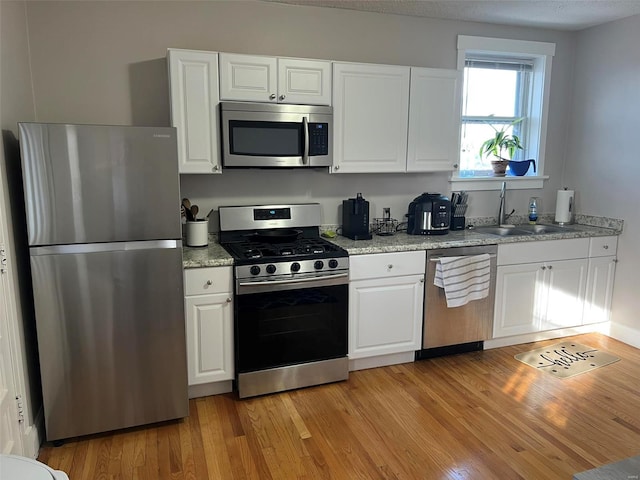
[38,333,640,479]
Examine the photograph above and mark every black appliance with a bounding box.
[407,193,451,235]
[342,193,372,240]
[218,203,349,398]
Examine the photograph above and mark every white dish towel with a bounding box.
[434,254,491,308]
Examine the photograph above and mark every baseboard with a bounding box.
[607,322,640,349]
[188,380,233,399]
[484,324,604,349]
[22,406,44,459]
[348,351,415,371]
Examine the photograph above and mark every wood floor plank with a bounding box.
[37,333,640,479]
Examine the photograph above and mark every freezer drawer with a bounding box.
[30,242,187,441]
[19,123,181,246]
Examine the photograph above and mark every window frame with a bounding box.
[451,36,556,191]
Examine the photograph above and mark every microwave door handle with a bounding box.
[302,117,309,165]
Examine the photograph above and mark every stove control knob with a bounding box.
[266,264,277,274]
[290,262,301,272]
[328,259,339,269]
[250,266,261,276]
[314,260,324,270]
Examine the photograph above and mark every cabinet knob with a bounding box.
[334,165,340,171]
[541,266,547,270]
[206,280,213,286]
[269,94,277,100]
[548,265,553,270]
[387,264,393,269]
[603,245,609,249]
[613,258,618,263]
[226,297,232,303]
[213,165,219,171]
[420,277,425,283]
[453,163,459,169]
[279,94,286,101]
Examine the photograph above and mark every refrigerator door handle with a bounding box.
[30,239,182,256]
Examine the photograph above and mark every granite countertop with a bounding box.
[182,215,623,268]
[183,235,234,268]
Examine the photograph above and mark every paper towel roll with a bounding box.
[555,189,574,224]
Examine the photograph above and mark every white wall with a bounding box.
[13,0,576,223]
[565,14,640,344]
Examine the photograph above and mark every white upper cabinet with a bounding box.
[219,53,331,105]
[278,58,332,105]
[167,49,221,174]
[332,62,410,173]
[407,68,461,172]
[332,63,459,174]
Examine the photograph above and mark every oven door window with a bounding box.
[236,284,347,373]
[229,120,303,157]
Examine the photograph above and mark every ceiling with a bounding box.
[262,0,640,31]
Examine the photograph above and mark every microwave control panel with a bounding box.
[308,123,329,156]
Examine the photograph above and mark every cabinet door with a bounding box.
[493,263,545,338]
[349,274,424,359]
[219,53,278,103]
[278,58,331,105]
[184,293,234,385]
[584,256,616,325]
[542,259,587,331]
[407,68,461,172]
[332,62,410,173]
[168,49,221,174]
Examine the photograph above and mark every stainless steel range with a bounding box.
[218,203,349,398]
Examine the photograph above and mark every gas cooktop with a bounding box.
[218,203,349,281]
[223,237,346,263]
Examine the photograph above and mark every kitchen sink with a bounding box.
[474,223,576,237]
[515,223,575,234]
[474,226,533,236]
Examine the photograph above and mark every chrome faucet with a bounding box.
[498,181,514,225]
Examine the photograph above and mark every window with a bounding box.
[453,36,555,190]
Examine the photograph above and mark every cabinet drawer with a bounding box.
[498,238,589,266]
[184,267,232,296]
[588,236,618,257]
[350,251,426,281]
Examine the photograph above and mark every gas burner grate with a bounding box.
[222,237,344,261]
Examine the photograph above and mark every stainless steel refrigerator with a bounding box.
[18,123,188,442]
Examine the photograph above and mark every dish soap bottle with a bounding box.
[528,197,539,224]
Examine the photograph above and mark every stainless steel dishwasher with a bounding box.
[417,245,497,358]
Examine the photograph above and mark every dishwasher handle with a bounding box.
[429,253,497,262]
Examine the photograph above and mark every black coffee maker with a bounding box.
[342,193,372,240]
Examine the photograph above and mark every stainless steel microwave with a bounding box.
[220,102,332,168]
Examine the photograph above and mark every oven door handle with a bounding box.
[237,272,348,295]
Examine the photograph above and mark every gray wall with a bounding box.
[11,0,577,223]
[566,14,640,341]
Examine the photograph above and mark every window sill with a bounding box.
[449,175,548,191]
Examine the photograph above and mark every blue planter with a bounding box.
[508,159,536,176]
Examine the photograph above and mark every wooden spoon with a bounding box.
[191,205,199,221]
[182,198,194,221]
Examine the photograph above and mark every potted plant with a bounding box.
[479,117,524,176]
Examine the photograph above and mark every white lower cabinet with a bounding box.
[584,236,618,325]
[583,256,616,324]
[184,267,234,395]
[348,251,425,367]
[493,239,589,339]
